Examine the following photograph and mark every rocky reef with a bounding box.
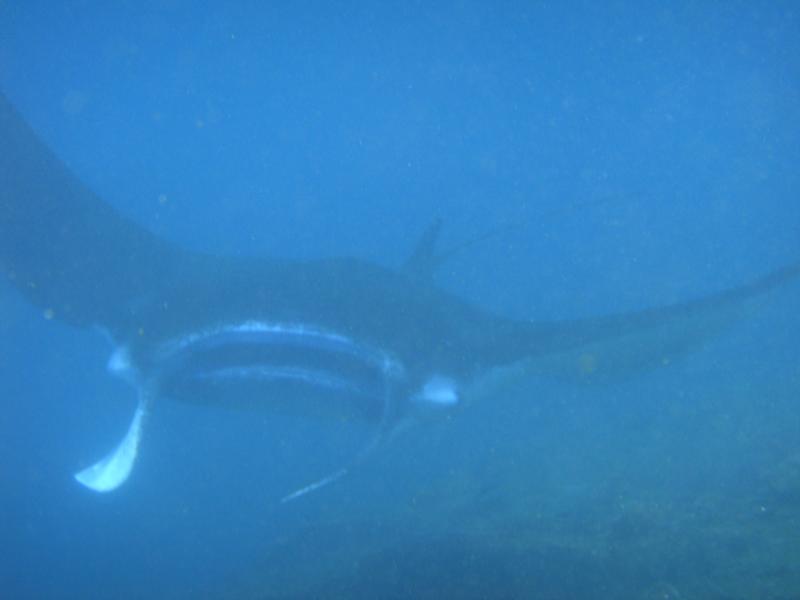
[235,373,800,599]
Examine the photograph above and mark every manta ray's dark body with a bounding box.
[1,92,798,500]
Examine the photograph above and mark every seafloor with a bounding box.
[231,370,800,600]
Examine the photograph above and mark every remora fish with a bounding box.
[1,92,798,500]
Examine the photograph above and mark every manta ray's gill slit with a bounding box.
[153,321,406,420]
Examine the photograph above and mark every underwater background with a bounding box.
[1,1,799,598]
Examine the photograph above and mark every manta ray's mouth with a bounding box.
[79,321,409,497]
[153,321,407,421]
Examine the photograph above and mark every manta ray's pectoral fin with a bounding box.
[74,391,150,493]
[479,259,800,386]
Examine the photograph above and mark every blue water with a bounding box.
[1,2,799,598]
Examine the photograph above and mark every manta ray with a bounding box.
[1,92,798,501]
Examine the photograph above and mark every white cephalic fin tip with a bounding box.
[413,375,459,407]
[74,400,147,493]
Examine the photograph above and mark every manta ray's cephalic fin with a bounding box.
[74,390,151,492]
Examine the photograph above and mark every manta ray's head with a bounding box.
[109,318,461,424]
[78,317,461,500]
